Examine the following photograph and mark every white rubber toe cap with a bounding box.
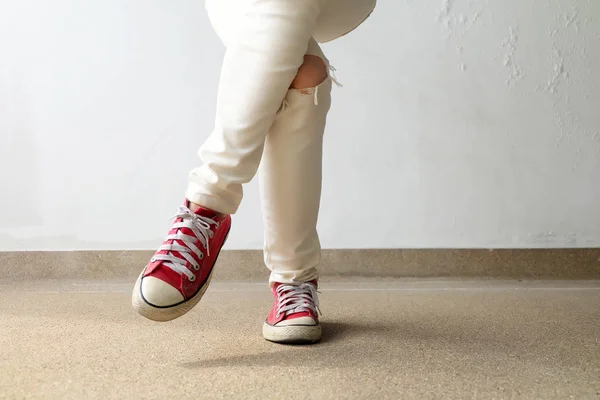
[275,316,318,327]
[141,277,185,307]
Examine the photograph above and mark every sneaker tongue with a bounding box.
[193,206,221,219]
[273,280,319,293]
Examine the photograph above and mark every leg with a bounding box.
[186,0,322,214]
[259,39,332,285]
[133,0,322,321]
[260,42,331,342]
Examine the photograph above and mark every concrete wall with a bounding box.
[1,0,599,251]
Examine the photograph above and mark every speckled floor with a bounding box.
[1,279,599,399]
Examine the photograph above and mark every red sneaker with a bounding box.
[262,281,322,343]
[132,201,231,321]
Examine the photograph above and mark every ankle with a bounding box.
[189,201,203,210]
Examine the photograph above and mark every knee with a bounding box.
[290,55,328,90]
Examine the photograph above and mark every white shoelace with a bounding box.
[151,206,218,282]
[275,282,321,318]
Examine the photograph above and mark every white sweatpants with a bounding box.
[186,0,375,284]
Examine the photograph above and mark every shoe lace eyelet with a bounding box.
[199,253,204,260]
[193,265,200,271]
[209,231,214,239]
[189,275,196,282]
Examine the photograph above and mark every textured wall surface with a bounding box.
[0,0,599,250]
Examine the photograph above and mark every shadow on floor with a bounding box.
[180,321,390,369]
[179,315,599,371]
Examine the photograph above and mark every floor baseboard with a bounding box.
[1,249,599,281]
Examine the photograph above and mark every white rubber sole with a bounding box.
[262,322,322,344]
[132,269,214,322]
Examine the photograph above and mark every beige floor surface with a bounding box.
[1,279,599,399]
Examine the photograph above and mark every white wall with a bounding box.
[1,0,599,251]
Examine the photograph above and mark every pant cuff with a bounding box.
[269,268,320,286]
